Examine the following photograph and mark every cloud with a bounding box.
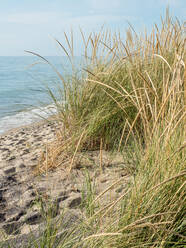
[0,10,132,28]
[89,0,122,10]
[62,14,134,28]
[1,11,134,29]
[0,12,67,25]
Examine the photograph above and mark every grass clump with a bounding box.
[36,14,185,172]
[22,10,185,248]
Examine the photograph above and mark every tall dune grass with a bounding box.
[25,11,186,247]
[33,11,185,172]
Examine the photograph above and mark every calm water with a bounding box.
[0,56,79,134]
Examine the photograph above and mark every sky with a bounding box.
[0,0,185,56]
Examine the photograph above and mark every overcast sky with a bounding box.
[0,0,185,56]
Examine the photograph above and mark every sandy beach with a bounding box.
[0,119,63,245]
[0,119,129,247]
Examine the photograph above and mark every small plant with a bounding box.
[81,169,97,218]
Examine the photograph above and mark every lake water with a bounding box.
[0,56,80,134]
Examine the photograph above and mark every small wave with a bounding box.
[0,104,57,134]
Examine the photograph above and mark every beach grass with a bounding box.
[2,10,186,247]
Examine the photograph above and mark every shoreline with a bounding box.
[0,114,58,137]
[0,103,57,136]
